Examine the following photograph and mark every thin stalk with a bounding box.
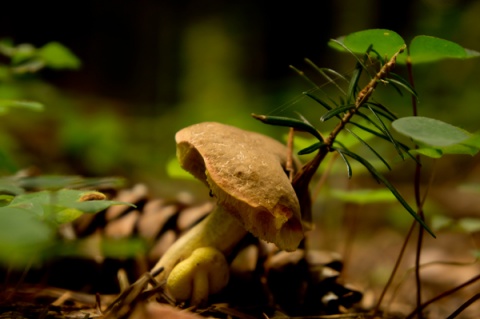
[372,220,416,315]
[446,293,480,319]
[406,274,480,319]
[407,54,426,319]
[374,162,439,315]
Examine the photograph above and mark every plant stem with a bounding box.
[406,274,480,319]
[293,46,405,203]
[446,293,480,319]
[372,220,416,315]
[407,54,427,319]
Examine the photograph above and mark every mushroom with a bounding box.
[151,122,305,305]
[166,247,230,306]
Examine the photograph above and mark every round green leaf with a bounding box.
[392,117,471,147]
[329,29,406,59]
[407,35,480,64]
[39,42,81,70]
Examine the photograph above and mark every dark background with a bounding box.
[0,0,478,185]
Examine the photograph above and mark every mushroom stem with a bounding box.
[151,204,248,283]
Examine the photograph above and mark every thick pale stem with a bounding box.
[151,205,248,282]
[192,269,208,305]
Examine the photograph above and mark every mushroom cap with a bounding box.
[175,122,304,251]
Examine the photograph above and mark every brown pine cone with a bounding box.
[23,183,363,316]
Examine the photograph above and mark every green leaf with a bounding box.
[303,61,348,95]
[431,214,455,231]
[9,189,134,224]
[347,65,363,103]
[384,76,418,97]
[331,188,396,204]
[335,149,352,178]
[298,142,325,155]
[320,104,355,122]
[457,217,480,233]
[100,238,147,258]
[0,100,44,113]
[346,128,391,170]
[410,127,480,158]
[365,105,399,155]
[364,102,398,122]
[252,113,323,141]
[410,148,443,159]
[304,92,334,111]
[411,142,480,159]
[10,44,36,64]
[0,178,25,195]
[431,215,480,233]
[0,194,14,206]
[0,207,54,266]
[17,175,85,190]
[11,58,45,74]
[329,29,406,60]
[39,42,81,70]
[335,147,435,238]
[392,117,471,147]
[18,175,126,190]
[461,131,480,149]
[406,35,480,64]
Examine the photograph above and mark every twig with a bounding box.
[406,274,480,319]
[446,293,480,319]
[372,220,416,315]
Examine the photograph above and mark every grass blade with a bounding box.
[348,121,418,163]
[252,114,323,141]
[298,142,325,155]
[336,147,435,238]
[346,128,391,170]
[304,92,334,111]
[366,104,404,159]
[321,104,355,122]
[387,72,418,97]
[365,102,398,121]
[304,59,348,95]
[335,149,352,178]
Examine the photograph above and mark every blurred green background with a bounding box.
[0,0,479,194]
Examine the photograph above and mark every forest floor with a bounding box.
[1,174,480,319]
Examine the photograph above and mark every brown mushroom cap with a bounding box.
[176,122,304,251]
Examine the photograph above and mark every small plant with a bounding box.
[0,176,136,266]
[0,39,80,114]
[0,41,139,267]
[253,29,480,318]
[254,29,479,233]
